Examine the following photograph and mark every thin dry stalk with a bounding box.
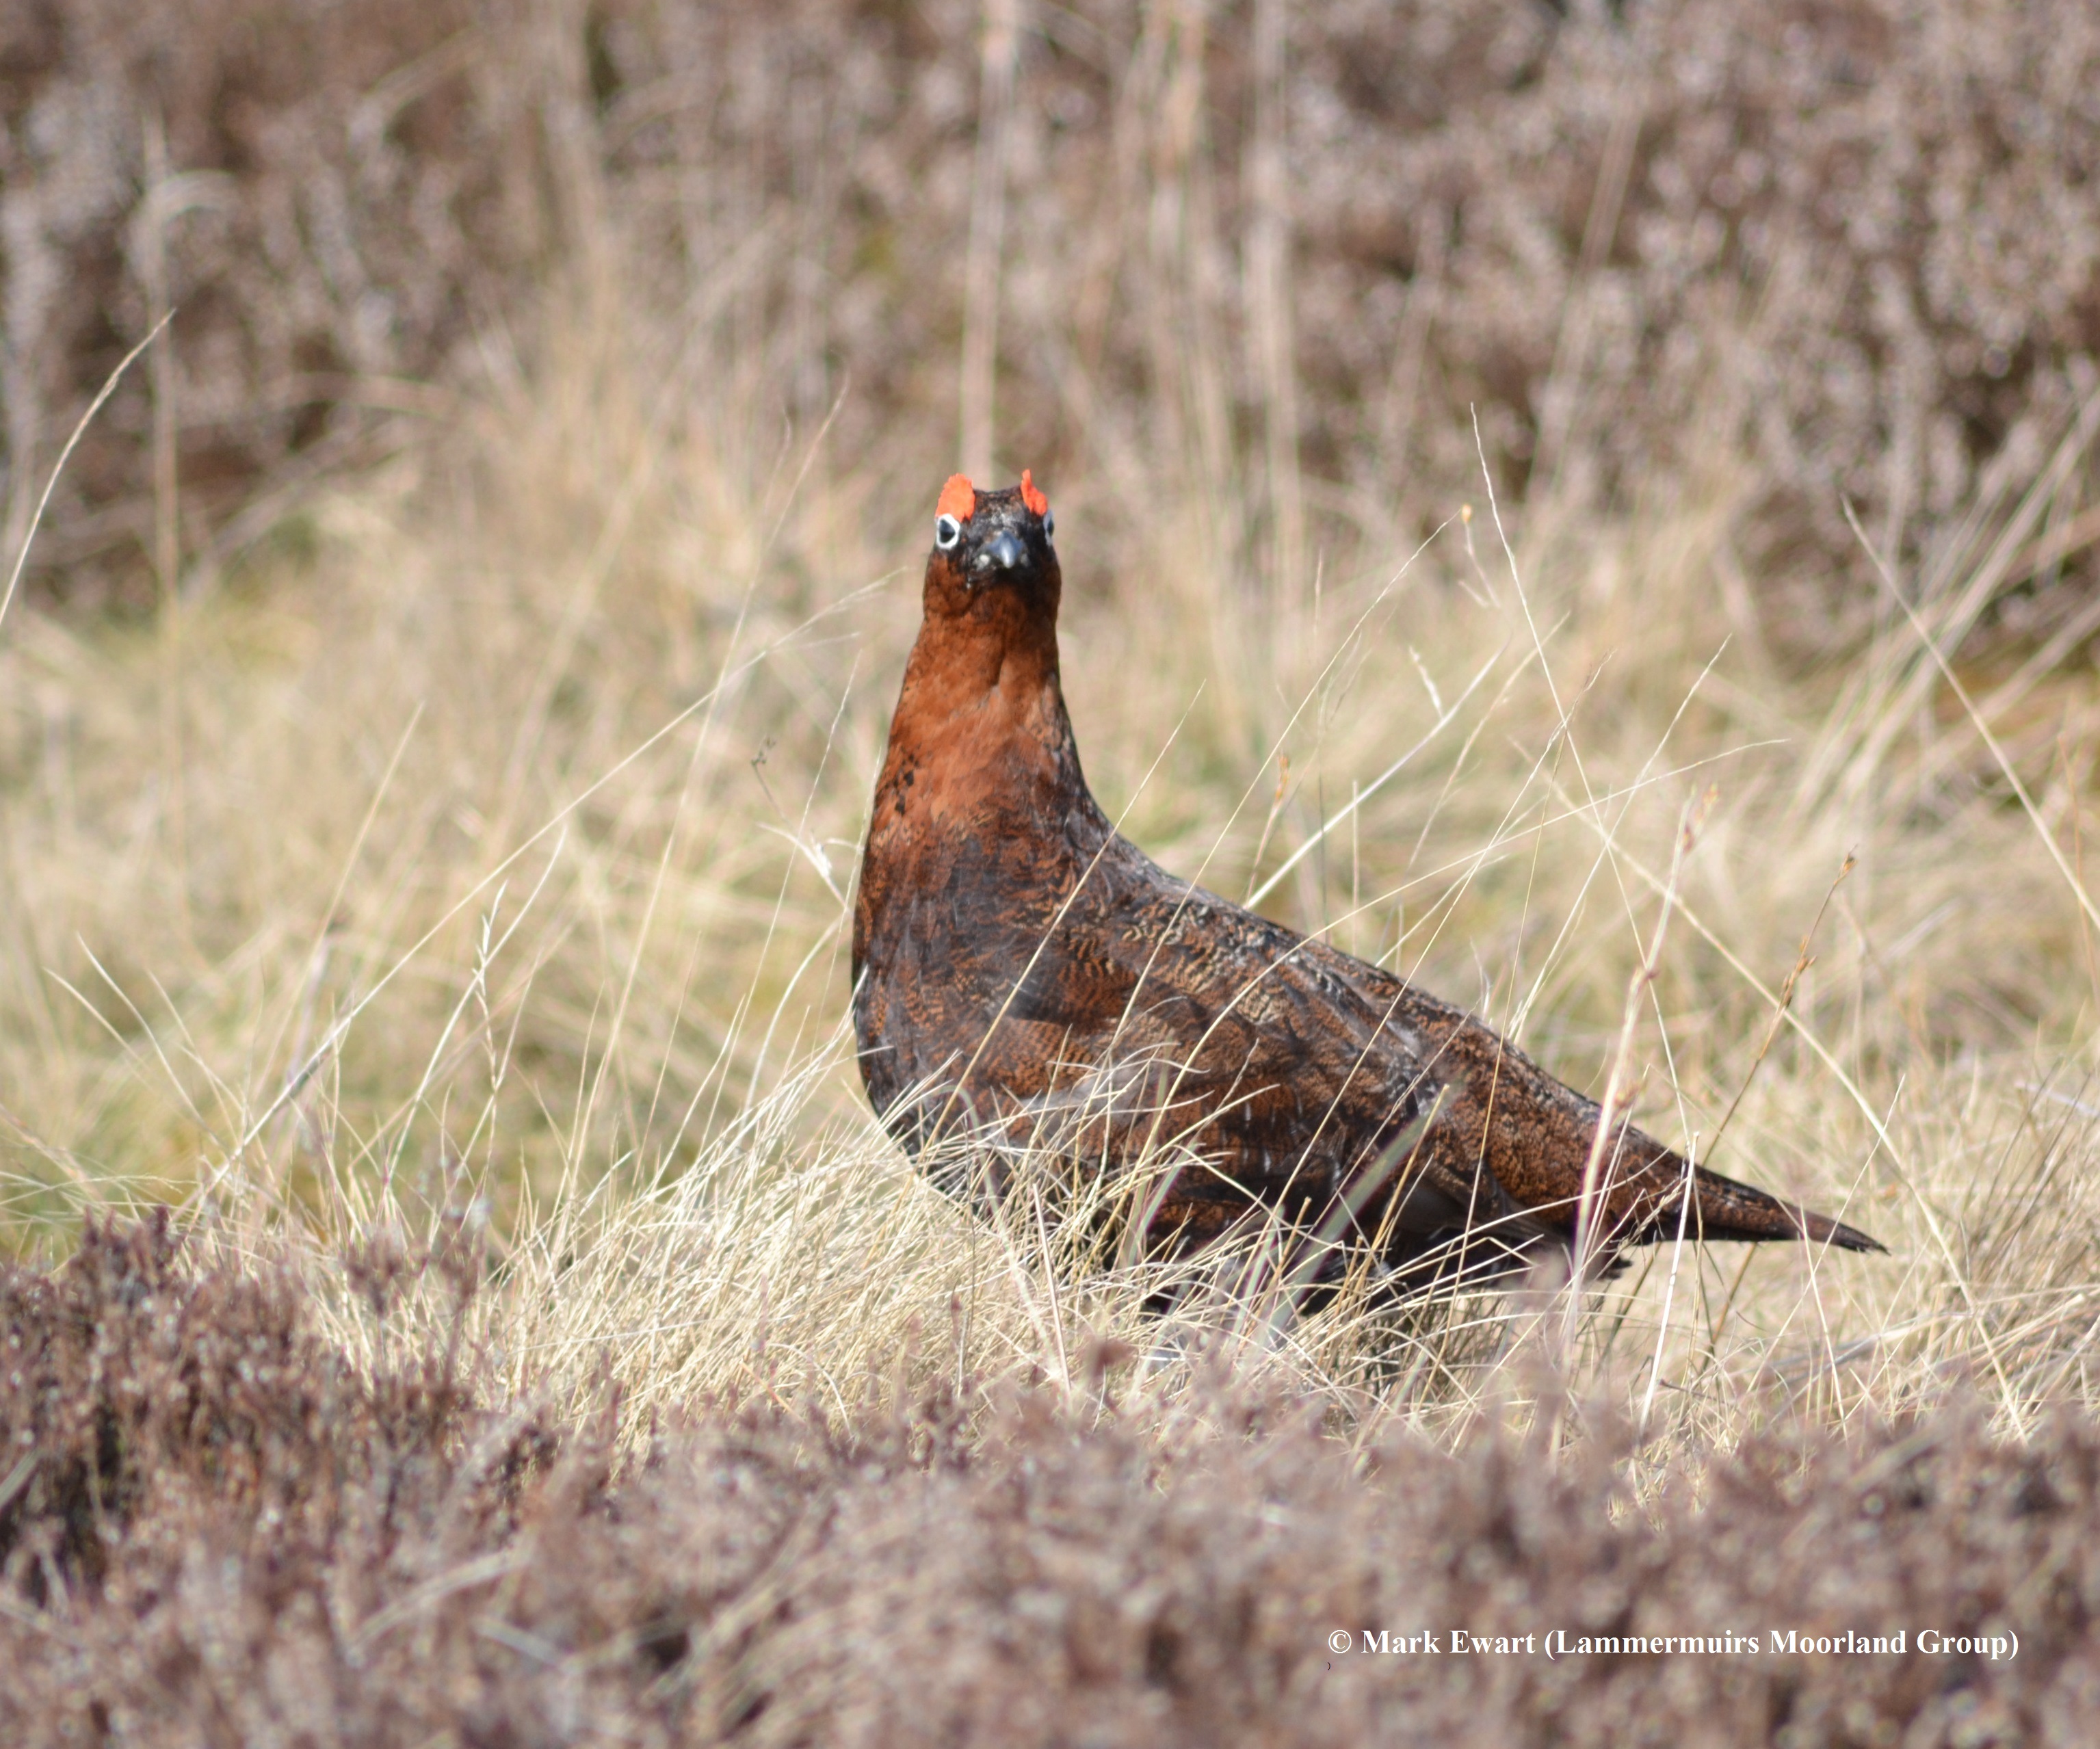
[958,0,1020,479]
[1562,788,1707,1350]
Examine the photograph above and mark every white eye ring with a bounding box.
[934,514,962,551]
[1042,509,1054,539]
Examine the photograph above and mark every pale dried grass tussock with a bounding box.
[4,291,2100,1469]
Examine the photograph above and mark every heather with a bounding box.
[4,2,2100,1741]
[4,1217,2095,1746]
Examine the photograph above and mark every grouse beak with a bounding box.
[979,531,1025,572]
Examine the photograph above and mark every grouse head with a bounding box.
[923,470,1060,622]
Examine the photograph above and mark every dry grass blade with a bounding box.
[0,314,170,639]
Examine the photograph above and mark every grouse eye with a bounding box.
[934,513,962,551]
[1042,508,1054,540]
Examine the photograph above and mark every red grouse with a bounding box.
[852,473,1880,1289]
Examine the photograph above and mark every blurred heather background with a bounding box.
[10,0,2099,647]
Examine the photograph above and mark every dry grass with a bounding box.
[3,207,2100,1730]
[4,270,2100,1464]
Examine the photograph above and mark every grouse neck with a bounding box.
[860,563,1103,866]
[889,582,1070,761]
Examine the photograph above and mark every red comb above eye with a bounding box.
[1019,469,1048,518]
[936,475,975,523]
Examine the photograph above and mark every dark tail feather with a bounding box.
[1674,1159,1884,1253]
[1789,1200,1884,1254]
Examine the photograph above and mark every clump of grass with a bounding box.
[4,261,2100,1470]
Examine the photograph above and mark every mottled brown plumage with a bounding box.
[852,476,1880,1289]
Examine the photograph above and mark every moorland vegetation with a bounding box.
[5,2,2100,1739]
